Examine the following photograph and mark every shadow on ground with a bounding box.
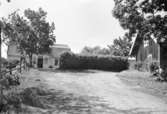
[38,69,98,74]
[20,87,160,114]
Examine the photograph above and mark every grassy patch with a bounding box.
[117,70,167,103]
[19,87,153,114]
[20,87,51,109]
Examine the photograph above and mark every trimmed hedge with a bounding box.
[59,52,129,72]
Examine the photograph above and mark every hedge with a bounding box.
[59,52,129,72]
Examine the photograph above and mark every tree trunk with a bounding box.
[20,57,22,73]
[20,51,24,73]
[29,54,33,67]
[0,28,1,77]
[0,27,3,96]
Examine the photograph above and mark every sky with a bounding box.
[0,0,125,58]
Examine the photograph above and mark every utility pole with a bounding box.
[0,26,3,96]
[0,27,1,77]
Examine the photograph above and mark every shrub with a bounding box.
[49,65,53,69]
[59,52,129,72]
[133,62,150,71]
[159,67,167,81]
[59,52,80,69]
[0,92,22,113]
[0,72,22,113]
[6,73,21,87]
[1,72,21,90]
[134,62,142,71]
[149,61,159,73]
[20,87,49,108]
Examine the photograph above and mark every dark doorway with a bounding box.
[38,57,43,68]
[55,58,58,66]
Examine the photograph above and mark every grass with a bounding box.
[3,69,167,114]
[18,87,153,114]
[117,70,167,103]
[9,69,153,114]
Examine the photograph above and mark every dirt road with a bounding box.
[28,69,167,114]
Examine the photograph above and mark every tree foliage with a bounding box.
[108,35,131,57]
[81,35,132,57]
[80,46,110,55]
[113,0,167,42]
[24,8,56,54]
[2,8,56,65]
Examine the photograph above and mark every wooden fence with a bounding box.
[1,63,27,76]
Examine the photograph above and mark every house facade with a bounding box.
[7,43,71,69]
[129,35,167,68]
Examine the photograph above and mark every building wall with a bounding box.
[50,47,71,57]
[7,43,21,61]
[31,55,54,69]
[31,48,70,69]
[160,45,167,68]
[42,55,55,69]
[7,43,71,69]
[7,44,20,57]
[137,41,147,62]
[136,39,160,63]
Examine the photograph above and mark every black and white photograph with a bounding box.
[0,0,167,113]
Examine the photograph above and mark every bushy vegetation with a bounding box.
[160,68,167,81]
[132,61,160,72]
[130,61,148,72]
[132,61,167,81]
[20,87,49,109]
[0,73,50,113]
[0,58,24,113]
[80,46,110,56]
[149,61,159,73]
[0,72,21,113]
[149,62,167,81]
[133,62,148,71]
[59,52,129,72]
[80,35,132,57]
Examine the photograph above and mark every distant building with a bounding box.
[7,43,71,69]
[7,43,22,61]
[129,34,167,68]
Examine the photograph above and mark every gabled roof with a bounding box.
[129,34,143,56]
[49,44,71,57]
[51,44,70,49]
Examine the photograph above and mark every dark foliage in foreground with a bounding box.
[59,52,129,72]
[131,61,167,81]
[0,72,21,113]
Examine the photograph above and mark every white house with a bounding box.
[7,43,71,69]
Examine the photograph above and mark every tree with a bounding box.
[0,0,11,97]
[81,46,93,55]
[108,35,132,56]
[24,8,56,65]
[113,0,167,42]
[3,8,56,66]
[24,8,56,53]
[80,46,110,55]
